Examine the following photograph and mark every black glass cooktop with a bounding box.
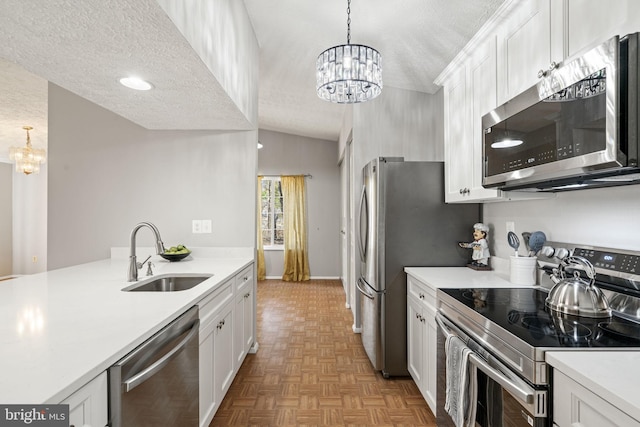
[441,287,640,349]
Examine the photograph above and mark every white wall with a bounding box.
[157,0,259,126]
[258,129,340,279]
[12,164,47,274]
[352,86,444,168]
[484,185,640,264]
[0,163,11,276]
[47,83,257,269]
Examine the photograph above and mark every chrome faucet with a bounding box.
[128,222,165,281]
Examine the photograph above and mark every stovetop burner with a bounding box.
[440,287,640,349]
[598,320,640,342]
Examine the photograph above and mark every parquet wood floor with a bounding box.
[210,279,436,427]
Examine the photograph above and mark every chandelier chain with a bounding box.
[346,0,351,44]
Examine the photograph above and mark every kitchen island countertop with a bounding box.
[0,248,253,404]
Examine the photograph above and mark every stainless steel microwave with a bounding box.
[482,33,640,192]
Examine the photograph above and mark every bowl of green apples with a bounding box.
[160,244,191,262]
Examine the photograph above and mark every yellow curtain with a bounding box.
[281,175,310,281]
[256,176,266,280]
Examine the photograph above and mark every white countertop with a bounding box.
[404,266,528,289]
[0,249,253,404]
[547,351,640,422]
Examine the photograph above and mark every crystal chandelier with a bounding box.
[9,126,46,175]
[316,0,382,104]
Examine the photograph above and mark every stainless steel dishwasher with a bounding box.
[109,306,199,427]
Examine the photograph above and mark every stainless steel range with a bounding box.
[435,242,640,427]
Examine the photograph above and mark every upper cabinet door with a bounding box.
[565,0,640,59]
[496,0,556,104]
[443,67,472,202]
[467,36,503,202]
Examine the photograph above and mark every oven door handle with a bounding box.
[436,313,536,405]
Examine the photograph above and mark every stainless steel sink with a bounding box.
[123,275,212,292]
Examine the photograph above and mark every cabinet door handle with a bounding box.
[538,61,559,78]
[459,188,470,195]
[419,293,424,299]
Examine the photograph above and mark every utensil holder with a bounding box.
[510,256,537,285]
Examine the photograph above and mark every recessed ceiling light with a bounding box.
[119,77,153,91]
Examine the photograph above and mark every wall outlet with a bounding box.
[192,220,202,234]
[506,221,515,233]
[202,219,212,233]
[32,256,38,263]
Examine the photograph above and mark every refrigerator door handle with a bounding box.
[356,277,375,300]
[357,185,368,262]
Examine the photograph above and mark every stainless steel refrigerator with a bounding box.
[356,157,480,377]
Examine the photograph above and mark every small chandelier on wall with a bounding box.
[316,0,382,104]
[9,126,46,175]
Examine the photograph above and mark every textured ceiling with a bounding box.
[0,0,505,161]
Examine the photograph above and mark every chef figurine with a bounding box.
[458,222,491,270]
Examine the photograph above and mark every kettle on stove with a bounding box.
[545,255,612,318]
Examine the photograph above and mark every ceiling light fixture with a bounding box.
[119,76,154,91]
[9,126,46,175]
[316,0,382,104]
[257,141,264,149]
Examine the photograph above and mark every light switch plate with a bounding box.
[192,220,202,234]
[202,219,212,233]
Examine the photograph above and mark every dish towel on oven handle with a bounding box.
[444,334,478,427]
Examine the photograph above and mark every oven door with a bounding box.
[435,313,549,427]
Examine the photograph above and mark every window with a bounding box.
[260,177,284,249]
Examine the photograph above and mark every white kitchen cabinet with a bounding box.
[443,66,472,202]
[61,372,108,427]
[565,0,640,59]
[406,274,437,413]
[212,301,235,408]
[198,263,256,427]
[444,36,520,203]
[407,295,425,387]
[495,0,640,104]
[496,0,557,104]
[234,265,255,367]
[554,370,640,427]
[198,277,234,427]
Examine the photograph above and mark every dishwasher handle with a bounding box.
[123,318,199,393]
